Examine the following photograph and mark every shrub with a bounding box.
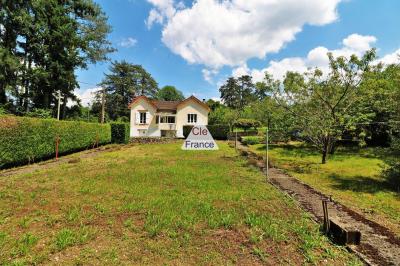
[111,123,129,144]
[25,108,52,119]
[0,115,111,168]
[207,124,230,140]
[183,124,229,140]
[234,119,262,131]
[242,136,264,145]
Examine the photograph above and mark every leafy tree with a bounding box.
[219,75,255,109]
[206,99,222,111]
[234,119,261,131]
[274,50,377,164]
[0,0,114,115]
[254,73,279,100]
[156,86,184,101]
[100,61,158,121]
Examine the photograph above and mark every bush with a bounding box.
[111,123,129,144]
[0,115,111,168]
[234,119,262,131]
[207,124,230,140]
[183,124,229,140]
[242,136,264,145]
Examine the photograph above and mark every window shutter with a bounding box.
[146,112,150,124]
[136,112,140,124]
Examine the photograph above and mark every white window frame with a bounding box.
[187,113,197,124]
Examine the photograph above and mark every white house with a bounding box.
[128,95,210,138]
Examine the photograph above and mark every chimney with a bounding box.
[202,99,206,102]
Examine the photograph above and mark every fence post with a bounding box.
[235,131,237,151]
[55,136,60,161]
[322,200,330,234]
[265,127,269,180]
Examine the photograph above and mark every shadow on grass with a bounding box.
[327,173,397,195]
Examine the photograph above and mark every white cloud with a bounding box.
[118,37,138,48]
[202,68,219,84]
[380,49,400,65]
[74,87,101,107]
[147,0,342,70]
[145,0,178,28]
[232,33,385,82]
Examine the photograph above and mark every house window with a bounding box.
[187,114,197,124]
[140,112,147,124]
[159,116,176,124]
[167,116,175,123]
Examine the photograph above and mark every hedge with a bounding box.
[0,115,111,168]
[183,124,229,140]
[233,119,262,131]
[242,136,265,145]
[111,122,130,144]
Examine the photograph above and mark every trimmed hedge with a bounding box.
[0,115,111,168]
[242,136,265,145]
[207,124,230,140]
[234,119,262,131]
[111,122,130,144]
[183,124,229,140]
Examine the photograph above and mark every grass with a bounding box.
[0,142,361,265]
[248,142,400,236]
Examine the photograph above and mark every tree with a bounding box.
[156,86,184,101]
[100,61,158,121]
[0,0,115,114]
[206,99,222,111]
[274,50,377,164]
[254,73,279,100]
[219,75,255,109]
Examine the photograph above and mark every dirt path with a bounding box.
[236,142,400,266]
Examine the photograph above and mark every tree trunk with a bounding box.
[0,84,6,104]
[329,142,336,155]
[322,149,327,164]
[321,138,329,164]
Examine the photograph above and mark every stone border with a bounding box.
[129,137,179,144]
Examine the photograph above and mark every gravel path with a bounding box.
[237,142,400,266]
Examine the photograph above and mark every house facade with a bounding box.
[128,95,210,138]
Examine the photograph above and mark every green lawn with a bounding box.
[0,142,360,265]
[247,142,400,236]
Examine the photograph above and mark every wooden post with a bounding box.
[101,87,105,124]
[266,127,269,180]
[235,131,237,151]
[322,200,330,234]
[57,90,61,120]
[55,136,60,161]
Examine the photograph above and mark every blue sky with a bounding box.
[76,0,400,104]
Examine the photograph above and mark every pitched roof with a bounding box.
[128,95,210,112]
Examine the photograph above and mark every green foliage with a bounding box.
[219,76,256,109]
[0,0,114,112]
[0,115,111,168]
[156,86,184,101]
[242,136,264,145]
[183,125,229,140]
[100,61,159,121]
[233,119,261,131]
[110,123,130,144]
[275,49,377,163]
[207,124,230,140]
[24,109,52,119]
[383,158,400,189]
